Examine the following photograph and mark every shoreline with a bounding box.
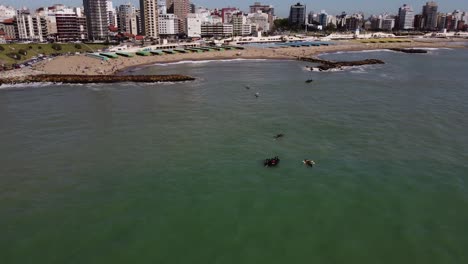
[116,41,466,74]
[1,39,466,79]
[116,56,295,75]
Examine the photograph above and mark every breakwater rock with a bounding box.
[299,57,385,71]
[389,48,428,54]
[0,74,195,86]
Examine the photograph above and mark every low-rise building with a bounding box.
[201,22,233,37]
[0,30,6,43]
[0,18,16,40]
[382,18,395,31]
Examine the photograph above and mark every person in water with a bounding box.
[274,134,284,139]
[264,156,280,167]
[303,159,316,167]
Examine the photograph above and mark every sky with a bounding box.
[3,0,467,17]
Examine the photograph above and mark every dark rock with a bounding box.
[389,48,428,54]
[0,74,195,86]
[299,57,385,71]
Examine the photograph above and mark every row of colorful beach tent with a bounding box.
[97,46,244,59]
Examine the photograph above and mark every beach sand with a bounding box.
[2,39,466,78]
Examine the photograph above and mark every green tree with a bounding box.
[7,52,21,60]
[51,43,62,51]
[274,18,290,31]
[74,43,82,49]
[18,49,27,55]
[325,24,337,32]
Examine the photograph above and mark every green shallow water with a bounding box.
[1,49,468,263]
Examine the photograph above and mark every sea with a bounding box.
[1,48,468,263]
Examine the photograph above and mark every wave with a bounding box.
[309,67,343,72]
[416,47,453,51]
[318,47,452,57]
[309,64,382,73]
[0,82,59,90]
[152,58,268,66]
[318,49,396,56]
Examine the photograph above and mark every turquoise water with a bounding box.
[1,49,468,263]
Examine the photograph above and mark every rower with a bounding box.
[303,159,316,167]
[274,133,284,139]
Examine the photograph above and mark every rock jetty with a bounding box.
[389,48,428,54]
[0,74,195,86]
[299,57,385,71]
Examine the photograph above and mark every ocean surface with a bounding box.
[1,48,468,263]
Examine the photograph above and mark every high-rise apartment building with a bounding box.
[221,8,239,24]
[186,13,201,37]
[14,10,47,42]
[106,0,117,26]
[83,0,109,41]
[139,0,159,38]
[166,0,190,34]
[249,2,275,26]
[189,3,195,14]
[422,1,438,30]
[318,11,328,27]
[452,10,463,30]
[232,13,246,36]
[118,3,137,34]
[307,11,318,24]
[247,11,270,32]
[158,13,178,36]
[437,13,447,30]
[56,9,87,41]
[289,2,306,26]
[158,0,167,15]
[0,5,16,20]
[398,4,414,30]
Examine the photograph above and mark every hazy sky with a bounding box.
[3,0,467,17]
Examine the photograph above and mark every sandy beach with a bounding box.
[2,39,466,78]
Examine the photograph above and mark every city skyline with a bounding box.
[2,0,468,17]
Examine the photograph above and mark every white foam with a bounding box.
[309,64,382,73]
[0,82,58,90]
[310,67,344,72]
[152,58,268,66]
[350,68,368,74]
[416,47,452,51]
[318,49,395,56]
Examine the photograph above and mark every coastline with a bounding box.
[1,39,466,80]
[115,56,294,75]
